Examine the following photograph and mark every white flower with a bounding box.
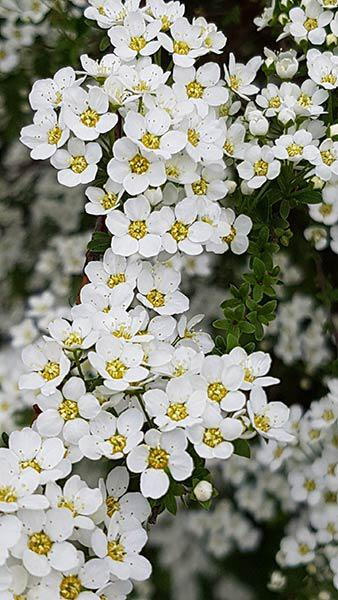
[20,109,69,160]
[36,377,101,442]
[310,138,338,181]
[307,48,338,90]
[247,109,269,136]
[97,466,151,525]
[304,225,328,250]
[137,262,189,315]
[92,517,151,580]
[173,63,228,118]
[85,248,141,296]
[8,428,65,484]
[146,0,185,31]
[0,41,18,73]
[280,528,316,566]
[0,449,48,513]
[29,67,77,110]
[193,480,213,502]
[185,164,229,203]
[97,579,133,600]
[97,305,151,344]
[106,195,166,258]
[230,347,280,389]
[47,317,97,350]
[287,2,333,45]
[80,408,144,460]
[193,16,227,54]
[0,514,22,565]
[80,53,121,78]
[288,469,322,506]
[200,355,245,412]
[85,179,123,216]
[159,17,207,67]
[224,53,263,99]
[237,144,281,189]
[152,345,203,378]
[118,59,169,100]
[107,137,166,195]
[177,314,214,354]
[144,376,206,431]
[12,508,79,576]
[84,0,134,29]
[309,197,338,225]
[109,11,161,61]
[248,387,293,442]
[165,152,198,184]
[180,111,225,162]
[45,475,102,530]
[51,138,102,187]
[188,406,243,459]
[19,340,71,396]
[274,129,318,163]
[88,336,148,391]
[127,428,193,498]
[123,108,186,159]
[63,87,117,141]
[160,198,212,255]
[266,49,299,80]
[222,122,247,159]
[206,208,252,255]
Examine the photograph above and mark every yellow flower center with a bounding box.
[98,5,106,15]
[187,128,200,147]
[63,332,83,348]
[191,177,208,195]
[58,498,77,515]
[21,459,42,472]
[304,479,316,492]
[40,361,60,381]
[173,40,190,55]
[287,143,303,157]
[129,36,147,52]
[304,17,318,31]
[321,73,337,85]
[146,289,166,307]
[268,96,281,109]
[229,75,241,91]
[107,540,126,561]
[309,428,320,440]
[203,427,224,448]
[108,434,127,454]
[28,531,53,555]
[254,414,270,432]
[167,403,188,421]
[148,447,169,469]
[323,408,334,421]
[128,220,148,239]
[222,226,236,244]
[60,575,82,599]
[273,446,284,459]
[58,399,79,421]
[244,368,256,383]
[129,154,150,174]
[133,80,150,92]
[254,160,269,176]
[170,220,189,241]
[325,491,337,503]
[298,543,310,555]
[319,203,333,216]
[321,149,335,166]
[161,15,172,31]
[219,103,229,117]
[141,132,161,150]
[166,164,180,178]
[224,140,235,155]
[80,108,100,128]
[101,193,118,210]
[0,486,17,503]
[70,156,88,174]
[112,325,132,340]
[106,496,120,517]
[186,81,205,99]
[106,359,127,379]
[48,126,62,145]
[207,382,227,403]
[107,273,126,288]
[298,93,312,108]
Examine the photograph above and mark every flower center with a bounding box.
[58,498,77,515]
[129,36,146,52]
[321,73,337,85]
[287,143,303,157]
[28,531,53,555]
[107,273,126,288]
[59,399,79,421]
[128,220,148,239]
[186,81,205,99]
[187,128,200,147]
[146,289,166,307]
[70,155,88,174]
[208,382,227,403]
[63,332,83,348]
[106,359,127,379]
[60,575,82,599]
[48,126,62,145]
[229,75,241,91]
[323,408,334,421]
[21,459,42,472]
[304,479,316,492]
[321,149,335,166]
[166,164,180,178]
[0,485,17,503]
[55,91,63,105]
[40,361,60,381]
[319,203,333,216]
[129,153,150,174]
[254,160,269,176]
[304,17,318,31]
[112,325,132,340]
[101,193,118,210]
[254,414,270,432]
[173,40,190,55]
[98,5,106,15]
[167,402,189,421]
[244,368,256,383]
[106,496,120,517]
[268,96,281,109]
[298,93,312,108]
[148,447,169,469]
[170,220,189,241]
[161,15,172,31]
[107,539,126,561]
[222,226,237,244]
[108,433,127,454]
[224,140,235,155]
[191,177,208,195]
[203,427,224,448]
[141,132,161,149]
[298,543,310,555]
[80,108,100,127]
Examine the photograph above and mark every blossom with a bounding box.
[0,449,48,513]
[200,355,245,412]
[123,107,186,159]
[173,63,228,118]
[160,198,213,255]
[47,316,98,349]
[51,138,102,187]
[137,262,189,315]
[206,208,252,255]
[237,144,281,189]
[118,59,169,100]
[29,67,77,110]
[97,465,151,525]
[188,406,243,459]
[127,428,193,498]
[20,109,69,160]
[159,17,207,67]
[287,2,333,45]
[109,12,161,61]
[85,248,141,296]
[45,475,102,530]
[8,428,65,484]
[224,53,263,99]
[63,86,117,141]
[274,129,318,163]
[80,53,121,78]
[280,528,316,566]
[85,179,123,216]
[19,340,71,396]
[307,48,338,90]
[88,336,148,391]
[248,387,293,442]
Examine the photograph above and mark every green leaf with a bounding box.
[226,332,238,351]
[99,36,111,51]
[233,439,251,459]
[253,256,265,278]
[1,432,9,447]
[213,319,228,330]
[239,321,256,334]
[87,231,111,253]
[164,493,177,515]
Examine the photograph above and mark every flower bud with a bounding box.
[267,571,286,591]
[327,33,337,46]
[275,52,299,79]
[248,111,269,136]
[194,480,213,502]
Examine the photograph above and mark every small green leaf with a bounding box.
[233,439,251,459]
[99,36,111,51]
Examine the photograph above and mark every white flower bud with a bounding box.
[267,571,286,591]
[248,111,269,136]
[311,175,325,189]
[194,480,213,502]
[226,180,237,195]
[275,52,299,79]
[327,33,337,46]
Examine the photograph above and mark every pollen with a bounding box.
[323,408,334,421]
[107,273,126,288]
[222,226,236,244]
[224,140,235,155]
[254,160,269,176]
[63,332,83,348]
[298,543,310,555]
[203,427,224,448]
[186,81,205,99]
[21,459,42,472]
[108,434,127,454]
[146,288,166,307]
[192,177,208,195]
[287,143,303,157]
[28,531,53,555]
[55,91,63,105]
[48,125,62,145]
[98,5,106,15]
[166,402,188,421]
[128,220,148,239]
[58,399,79,421]
[188,128,200,147]
[304,479,316,492]
[229,75,241,91]
[254,414,270,432]
[268,96,281,109]
[0,486,17,503]
[148,447,169,469]
[80,108,100,128]
[170,220,189,241]
[58,498,77,515]
[60,575,82,599]
[321,149,335,166]
[106,496,120,517]
[244,368,256,383]
[319,203,333,216]
[173,40,191,55]
[129,153,150,174]
[208,382,227,403]
[141,132,161,150]
[219,104,229,117]
[133,80,150,92]
[304,17,318,31]
[112,325,132,340]
[70,155,88,174]
[101,192,118,210]
[129,36,147,52]
[106,359,127,379]
[161,15,172,31]
[321,72,337,85]
[166,164,180,178]
[107,539,127,562]
[40,361,60,381]
[298,93,312,108]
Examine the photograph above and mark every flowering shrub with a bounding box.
[1,0,338,598]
